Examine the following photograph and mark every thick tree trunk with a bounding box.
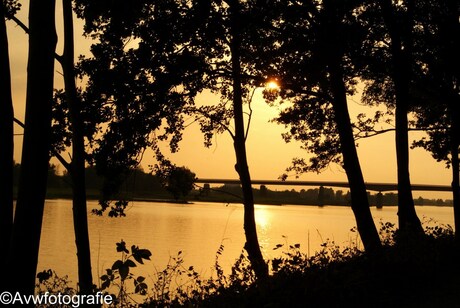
[8,0,57,296]
[228,0,268,279]
[380,0,423,233]
[0,1,14,273]
[61,0,94,294]
[329,62,381,252]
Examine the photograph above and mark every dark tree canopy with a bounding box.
[163,166,197,200]
[67,1,213,201]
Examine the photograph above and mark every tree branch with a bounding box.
[13,117,71,170]
[244,86,257,141]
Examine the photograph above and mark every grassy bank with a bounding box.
[37,223,460,307]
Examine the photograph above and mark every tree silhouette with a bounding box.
[8,0,57,296]
[0,0,17,278]
[74,0,207,202]
[55,0,93,294]
[6,0,95,293]
[75,0,269,279]
[162,166,196,201]
[409,0,460,234]
[377,0,423,233]
[227,0,268,278]
[260,0,381,251]
[186,0,270,278]
[351,0,456,233]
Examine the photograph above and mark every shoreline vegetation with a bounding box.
[14,164,454,207]
[37,221,460,307]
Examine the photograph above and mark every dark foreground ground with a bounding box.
[169,230,460,308]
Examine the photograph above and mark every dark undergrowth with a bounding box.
[37,221,460,307]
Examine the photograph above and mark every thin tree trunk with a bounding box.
[445,0,460,238]
[380,0,423,233]
[8,0,57,296]
[61,0,93,294]
[228,0,268,279]
[450,111,460,235]
[0,1,14,273]
[322,0,381,252]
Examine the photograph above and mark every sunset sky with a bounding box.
[6,3,453,200]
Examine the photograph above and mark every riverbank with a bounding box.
[145,227,460,307]
[202,240,460,307]
[40,187,454,208]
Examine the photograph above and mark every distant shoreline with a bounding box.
[41,196,454,208]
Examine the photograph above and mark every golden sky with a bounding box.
[6,3,452,200]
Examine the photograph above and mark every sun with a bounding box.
[265,79,280,91]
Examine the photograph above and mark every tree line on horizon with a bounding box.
[12,163,453,206]
[1,0,458,299]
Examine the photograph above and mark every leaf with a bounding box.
[111,260,123,270]
[116,241,129,253]
[132,247,152,264]
[101,280,110,290]
[136,276,145,283]
[135,282,148,295]
[125,259,137,268]
[36,269,53,283]
[119,264,129,281]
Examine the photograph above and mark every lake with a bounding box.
[37,200,455,287]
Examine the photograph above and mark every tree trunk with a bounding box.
[322,0,381,252]
[61,0,94,294]
[0,1,14,273]
[329,61,381,252]
[445,0,460,238]
[228,0,268,279]
[8,0,57,296]
[450,110,460,235]
[380,0,423,233]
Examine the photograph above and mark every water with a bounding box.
[37,200,454,286]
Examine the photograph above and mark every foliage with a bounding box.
[68,1,213,212]
[92,199,129,217]
[156,165,197,200]
[407,0,459,167]
[254,0,364,176]
[3,0,21,18]
[357,0,459,169]
[271,237,363,276]
[98,240,152,307]
[36,269,77,297]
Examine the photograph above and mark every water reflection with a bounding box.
[37,200,454,287]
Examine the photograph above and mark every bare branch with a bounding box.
[244,87,257,141]
[13,117,71,170]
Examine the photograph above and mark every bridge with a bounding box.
[195,178,452,208]
[195,178,452,192]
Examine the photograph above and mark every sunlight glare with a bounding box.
[255,206,272,231]
[265,80,280,91]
